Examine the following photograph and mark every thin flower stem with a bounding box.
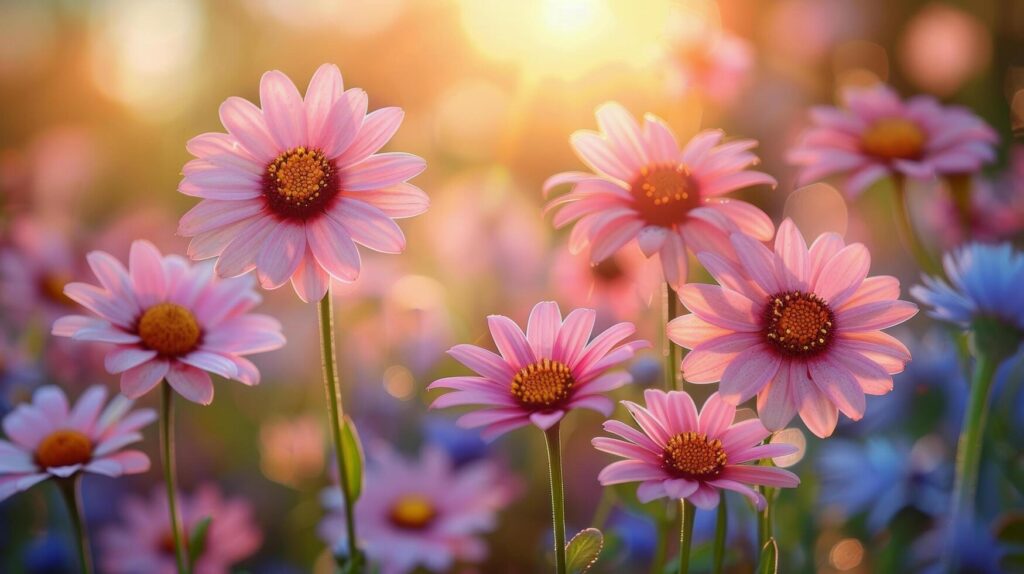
[648,516,670,574]
[57,476,93,574]
[317,290,360,568]
[677,500,695,574]
[543,422,567,574]
[711,495,727,574]
[756,438,776,553]
[891,175,942,277]
[664,282,682,391]
[160,382,189,574]
[948,352,998,569]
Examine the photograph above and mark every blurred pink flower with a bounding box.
[319,445,517,574]
[178,64,428,303]
[0,217,82,324]
[258,414,325,487]
[545,102,776,291]
[668,220,918,438]
[789,83,998,198]
[52,240,285,404]
[100,484,262,574]
[550,242,661,323]
[0,385,154,501]
[429,301,649,440]
[666,27,754,106]
[594,390,799,509]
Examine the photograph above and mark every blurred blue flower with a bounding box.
[423,416,488,466]
[817,437,950,532]
[609,509,658,563]
[24,532,75,574]
[913,518,1010,574]
[628,354,661,388]
[912,242,1024,330]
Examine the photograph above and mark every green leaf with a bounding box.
[341,415,365,501]
[757,537,778,574]
[187,516,212,570]
[566,528,603,574]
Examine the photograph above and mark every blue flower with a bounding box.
[817,437,950,532]
[913,518,1014,574]
[423,416,489,466]
[911,242,1024,330]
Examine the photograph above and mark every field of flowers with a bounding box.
[1,0,1023,573]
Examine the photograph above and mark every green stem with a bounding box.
[57,476,93,574]
[160,382,189,574]
[664,282,682,391]
[948,352,998,570]
[677,500,695,574]
[891,175,942,277]
[544,422,567,574]
[757,488,774,552]
[317,290,360,568]
[648,515,670,574]
[711,495,727,574]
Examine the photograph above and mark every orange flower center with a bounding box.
[36,429,93,468]
[39,273,74,306]
[591,258,624,282]
[263,147,339,219]
[663,431,727,479]
[388,494,437,530]
[510,359,574,408]
[138,303,201,357]
[764,291,835,357]
[630,164,701,227]
[860,118,925,160]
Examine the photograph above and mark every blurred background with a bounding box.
[1,0,1023,572]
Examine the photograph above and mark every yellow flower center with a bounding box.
[263,147,338,219]
[860,118,925,160]
[510,359,574,408]
[388,494,437,530]
[36,429,93,468]
[663,431,727,479]
[764,291,834,357]
[630,164,701,227]
[138,303,201,357]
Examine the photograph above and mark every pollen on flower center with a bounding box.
[35,429,92,468]
[663,431,727,479]
[389,494,437,530]
[510,359,574,408]
[630,164,701,227]
[764,291,835,357]
[263,147,339,220]
[138,303,201,357]
[860,118,926,160]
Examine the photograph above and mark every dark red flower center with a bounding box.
[860,118,925,160]
[629,164,701,227]
[262,147,339,220]
[510,359,574,409]
[388,494,437,530]
[138,303,201,357]
[763,291,835,357]
[662,431,727,480]
[36,429,93,468]
[591,258,625,282]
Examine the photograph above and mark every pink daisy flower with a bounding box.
[788,83,998,198]
[319,445,518,574]
[52,240,286,405]
[0,217,82,324]
[666,26,754,106]
[428,301,650,440]
[593,389,799,509]
[99,483,262,574]
[0,384,154,502]
[668,219,918,437]
[177,64,428,303]
[551,242,662,323]
[544,102,776,291]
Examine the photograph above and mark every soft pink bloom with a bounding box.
[666,26,754,106]
[544,102,776,291]
[177,64,428,303]
[668,219,918,438]
[100,483,262,574]
[0,384,154,501]
[551,242,662,323]
[789,83,998,198]
[319,445,518,574]
[259,414,325,487]
[594,390,799,509]
[52,240,286,405]
[0,217,82,324]
[428,301,650,440]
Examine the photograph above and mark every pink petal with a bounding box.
[657,232,689,293]
[260,70,308,150]
[666,313,733,349]
[623,401,671,444]
[602,419,662,453]
[773,219,810,291]
[552,308,596,366]
[808,358,865,419]
[255,221,306,289]
[791,363,838,438]
[686,483,721,509]
[697,393,736,438]
[526,301,561,359]
[487,315,536,370]
[677,284,759,332]
[448,344,515,383]
[336,107,404,167]
[215,215,277,278]
[305,64,345,144]
[721,465,799,488]
[342,153,425,191]
[178,199,266,237]
[709,199,775,241]
[595,102,647,172]
[290,249,330,303]
[592,437,662,464]
[128,241,168,308]
[306,216,362,282]
[68,386,109,432]
[178,351,238,379]
[319,88,367,157]
[813,243,870,308]
[682,332,761,383]
[120,360,170,399]
[529,410,565,430]
[719,418,770,454]
[105,347,158,374]
[34,386,69,421]
[219,96,278,162]
[664,478,700,499]
[756,361,798,430]
[719,347,781,404]
[570,131,634,183]
[730,232,783,295]
[164,363,213,406]
[597,460,665,485]
[347,183,429,219]
[837,300,919,331]
[328,199,406,254]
